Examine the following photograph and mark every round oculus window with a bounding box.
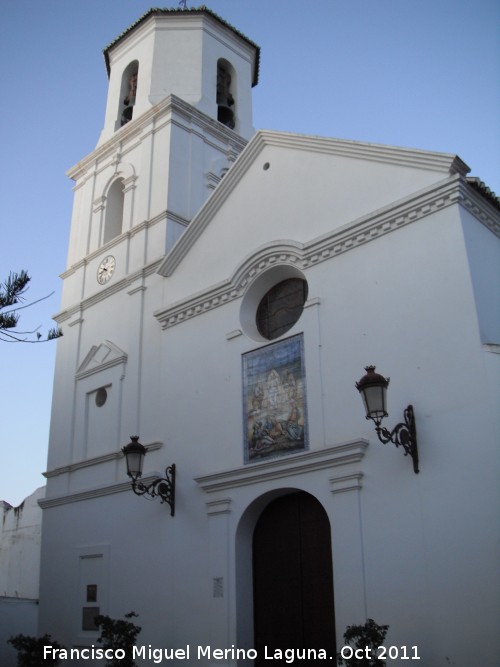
[95,387,108,407]
[256,278,308,340]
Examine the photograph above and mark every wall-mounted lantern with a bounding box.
[122,436,176,515]
[355,366,419,474]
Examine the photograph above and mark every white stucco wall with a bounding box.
[0,488,43,667]
[38,9,499,667]
[39,157,500,664]
[0,486,44,599]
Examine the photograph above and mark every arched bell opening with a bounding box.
[118,60,139,128]
[217,58,236,130]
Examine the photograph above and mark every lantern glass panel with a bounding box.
[362,384,387,420]
[127,451,144,478]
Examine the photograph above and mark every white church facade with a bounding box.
[38,8,500,666]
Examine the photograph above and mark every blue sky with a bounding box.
[1,0,498,506]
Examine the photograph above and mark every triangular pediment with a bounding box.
[157,129,469,281]
[76,341,128,379]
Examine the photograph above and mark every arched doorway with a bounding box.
[252,491,336,665]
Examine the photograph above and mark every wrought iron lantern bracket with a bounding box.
[371,405,419,474]
[122,436,176,515]
[131,465,176,516]
[356,366,420,474]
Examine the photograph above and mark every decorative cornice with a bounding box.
[154,242,303,330]
[467,177,500,212]
[456,179,500,236]
[256,130,470,174]
[39,471,161,510]
[206,171,222,191]
[55,258,163,324]
[157,130,470,280]
[195,440,368,494]
[60,208,179,280]
[67,95,247,182]
[43,441,163,478]
[154,174,481,331]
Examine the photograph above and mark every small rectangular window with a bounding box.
[86,584,97,602]
[82,606,100,631]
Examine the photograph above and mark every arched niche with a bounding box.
[103,178,125,244]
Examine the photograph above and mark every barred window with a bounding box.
[256,278,308,340]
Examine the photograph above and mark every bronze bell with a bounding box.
[217,104,235,129]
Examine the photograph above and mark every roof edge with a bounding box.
[102,6,260,86]
[467,177,500,212]
[157,129,475,279]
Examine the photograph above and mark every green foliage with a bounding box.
[0,270,62,342]
[337,618,389,666]
[8,633,64,667]
[95,611,142,667]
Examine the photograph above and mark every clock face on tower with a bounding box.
[97,255,116,285]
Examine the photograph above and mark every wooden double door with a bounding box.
[253,492,336,665]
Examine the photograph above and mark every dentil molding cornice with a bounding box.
[155,174,499,331]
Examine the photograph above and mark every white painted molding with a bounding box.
[100,163,137,201]
[195,440,368,494]
[155,174,495,331]
[155,242,306,330]
[304,297,320,309]
[157,129,472,279]
[329,473,364,495]
[60,208,183,280]
[76,340,128,380]
[38,471,163,509]
[225,329,243,340]
[92,196,106,214]
[223,298,317,342]
[206,171,222,190]
[43,441,163,478]
[55,258,163,324]
[255,130,470,174]
[458,183,500,236]
[206,498,232,516]
[67,94,247,183]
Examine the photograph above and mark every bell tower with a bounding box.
[63,8,259,279]
[99,8,259,143]
[46,8,259,482]
[40,7,261,648]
